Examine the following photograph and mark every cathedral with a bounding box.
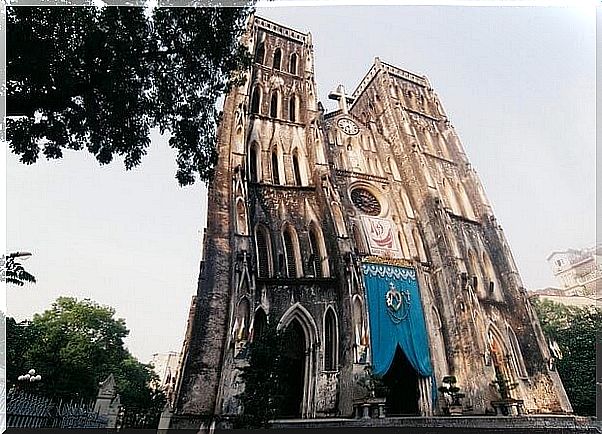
[166,15,572,429]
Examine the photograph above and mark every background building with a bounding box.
[529,244,601,307]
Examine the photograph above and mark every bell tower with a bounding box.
[168,15,573,430]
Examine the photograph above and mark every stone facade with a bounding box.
[167,15,573,429]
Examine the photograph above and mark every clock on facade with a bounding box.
[337,118,359,135]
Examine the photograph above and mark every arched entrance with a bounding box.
[278,319,306,418]
[383,346,420,416]
[276,303,319,418]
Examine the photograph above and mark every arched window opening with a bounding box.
[292,152,302,186]
[249,144,259,182]
[400,189,415,219]
[251,86,261,114]
[255,225,271,278]
[488,326,515,394]
[251,308,268,342]
[273,48,282,70]
[236,199,248,235]
[324,309,337,371]
[445,179,462,215]
[507,326,528,378]
[271,150,280,184]
[482,251,498,295]
[289,53,298,75]
[255,42,265,64]
[458,183,475,220]
[234,126,244,154]
[309,228,322,277]
[467,249,480,291]
[352,296,368,363]
[270,92,279,118]
[283,228,298,278]
[236,298,251,340]
[289,96,297,122]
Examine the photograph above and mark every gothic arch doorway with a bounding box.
[279,319,306,418]
[276,303,318,418]
[382,346,420,416]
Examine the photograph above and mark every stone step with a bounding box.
[270,415,601,434]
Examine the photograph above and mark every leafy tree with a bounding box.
[6,297,164,412]
[7,5,253,185]
[236,324,286,428]
[1,253,36,286]
[531,298,600,416]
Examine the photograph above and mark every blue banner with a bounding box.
[362,262,433,378]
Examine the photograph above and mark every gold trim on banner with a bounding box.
[361,256,415,268]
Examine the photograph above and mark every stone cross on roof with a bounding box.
[328,84,355,114]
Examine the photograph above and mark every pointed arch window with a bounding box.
[236,298,250,340]
[249,143,259,182]
[289,95,297,122]
[283,227,298,278]
[507,326,528,378]
[482,251,498,295]
[324,308,338,371]
[251,86,261,114]
[255,225,271,278]
[251,308,268,342]
[292,151,302,186]
[273,48,282,70]
[308,228,322,277]
[255,42,265,65]
[271,150,280,185]
[236,198,248,235]
[289,53,298,75]
[270,92,279,118]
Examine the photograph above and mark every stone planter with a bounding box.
[353,397,387,419]
[448,404,463,416]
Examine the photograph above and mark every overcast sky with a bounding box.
[6,4,595,363]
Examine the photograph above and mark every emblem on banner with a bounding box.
[385,282,411,323]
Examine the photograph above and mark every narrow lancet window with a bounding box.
[324,309,337,370]
[289,53,298,75]
[289,96,297,122]
[283,229,297,278]
[292,152,302,186]
[255,226,271,278]
[251,86,261,114]
[255,42,265,65]
[273,48,282,70]
[270,92,279,118]
[272,150,280,184]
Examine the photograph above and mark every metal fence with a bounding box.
[117,406,162,430]
[7,388,108,428]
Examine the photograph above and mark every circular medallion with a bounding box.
[337,118,359,135]
[350,188,381,216]
[385,282,411,323]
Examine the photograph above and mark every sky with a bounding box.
[5,3,596,363]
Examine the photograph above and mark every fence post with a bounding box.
[94,374,120,429]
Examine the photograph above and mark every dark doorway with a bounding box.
[382,346,420,416]
[278,320,306,418]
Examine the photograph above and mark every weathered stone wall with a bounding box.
[170,15,573,428]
